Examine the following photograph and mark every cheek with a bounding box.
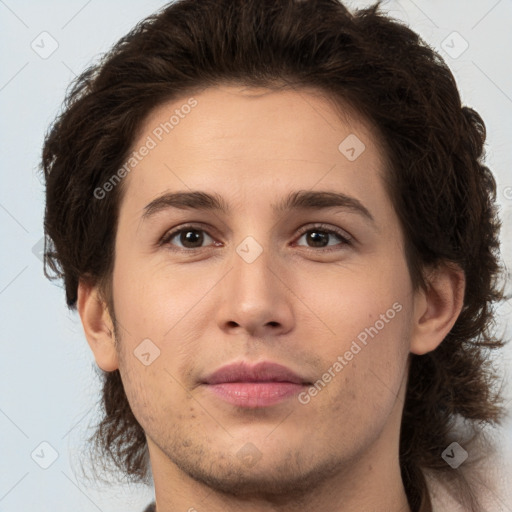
[308,295,412,445]
[297,252,413,403]
[295,257,412,351]
[111,260,209,397]
[111,257,204,343]
[117,359,175,436]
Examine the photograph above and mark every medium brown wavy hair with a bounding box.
[40,1,507,510]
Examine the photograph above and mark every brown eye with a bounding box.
[161,226,215,250]
[303,230,330,247]
[295,225,352,250]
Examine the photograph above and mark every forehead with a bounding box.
[119,85,388,214]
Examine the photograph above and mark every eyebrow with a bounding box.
[141,189,375,223]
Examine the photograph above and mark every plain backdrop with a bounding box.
[1,1,511,511]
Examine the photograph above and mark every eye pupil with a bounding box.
[308,231,328,247]
[181,230,203,247]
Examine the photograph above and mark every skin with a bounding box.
[78,85,465,512]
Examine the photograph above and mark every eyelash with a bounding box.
[159,223,353,253]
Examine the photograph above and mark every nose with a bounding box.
[215,240,295,338]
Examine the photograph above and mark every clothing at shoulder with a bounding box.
[143,503,156,512]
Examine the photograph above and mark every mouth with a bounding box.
[201,361,311,409]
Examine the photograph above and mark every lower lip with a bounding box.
[205,382,306,408]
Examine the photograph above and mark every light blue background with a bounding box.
[1,1,511,510]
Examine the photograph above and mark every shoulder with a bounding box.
[425,457,511,512]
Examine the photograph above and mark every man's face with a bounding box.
[107,85,417,495]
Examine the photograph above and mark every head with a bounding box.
[41,1,506,511]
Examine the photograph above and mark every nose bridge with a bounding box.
[215,231,293,335]
[231,233,277,305]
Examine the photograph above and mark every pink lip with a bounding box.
[202,361,310,409]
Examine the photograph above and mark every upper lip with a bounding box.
[202,361,310,385]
